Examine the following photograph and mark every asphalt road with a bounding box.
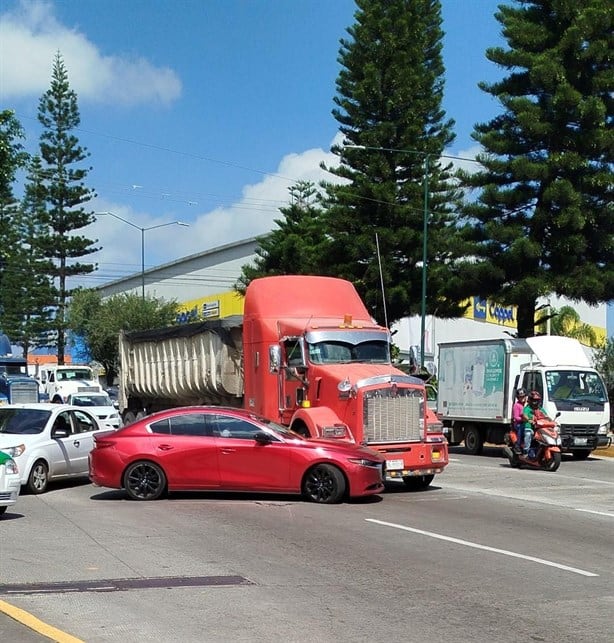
[2,447,613,643]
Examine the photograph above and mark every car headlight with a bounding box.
[1,444,26,458]
[348,458,381,468]
[3,458,18,474]
[597,424,608,435]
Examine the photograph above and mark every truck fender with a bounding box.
[289,406,347,440]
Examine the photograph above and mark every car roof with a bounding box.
[138,406,264,422]
[0,403,73,411]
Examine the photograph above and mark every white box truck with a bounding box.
[436,336,611,458]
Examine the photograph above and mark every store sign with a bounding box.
[472,297,516,328]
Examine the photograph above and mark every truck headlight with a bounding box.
[597,424,608,435]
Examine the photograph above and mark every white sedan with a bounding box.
[65,392,122,429]
[0,403,110,494]
[0,451,20,516]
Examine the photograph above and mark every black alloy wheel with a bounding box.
[123,461,167,500]
[302,463,346,504]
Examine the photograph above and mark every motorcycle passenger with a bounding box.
[512,388,528,453]
[521,390,548,457]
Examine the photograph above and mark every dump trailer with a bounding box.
[437,337,611,458]
[118,275,448,488]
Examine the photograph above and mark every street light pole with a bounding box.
[343,144,430,369]
[96,212,189,299]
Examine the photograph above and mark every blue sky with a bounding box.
[1,0,504,291]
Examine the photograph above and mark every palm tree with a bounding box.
[547,306,598,346]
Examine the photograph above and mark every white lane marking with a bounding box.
[575,508,614,518]
[365,518,598,577]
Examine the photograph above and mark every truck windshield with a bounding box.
[308,340,389,365]
[0,365,28,376]
[57,369,94,381]
[0,408,51,434]
[545,370,608,404]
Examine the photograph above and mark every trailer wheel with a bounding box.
[123,411,136,426]
[464,427,484,455]
[403,474,434,491]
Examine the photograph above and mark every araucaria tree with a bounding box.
[321,0,463,326]
[35,53,99,363]
[456,0,613,337]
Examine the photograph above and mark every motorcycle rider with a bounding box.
[521,390,549,457]
[512,388,528,453]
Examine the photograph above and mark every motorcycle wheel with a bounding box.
[503,446,520,468]
[543,451,562,472]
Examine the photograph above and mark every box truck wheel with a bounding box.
[571,449,591,460]
[464,426,484,455]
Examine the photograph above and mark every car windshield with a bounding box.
[247,414,304,439]
[69,394,112,407]
[0,408,51,434]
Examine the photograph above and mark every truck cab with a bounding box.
[38,365,103,404]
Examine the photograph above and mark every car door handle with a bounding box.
[158,444,174,451]
[221,448,237,454]
[72,440,80,447]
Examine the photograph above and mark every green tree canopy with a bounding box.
[454,0,613,337]
[68,290,179,386]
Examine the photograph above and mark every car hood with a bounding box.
[0,432,48,448]
[300,437,384,461]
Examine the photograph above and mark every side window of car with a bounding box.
[71,410,96,434]
[150,418,171,434]
[169,414,209,437]
[53,412,73,435]
[212,416,261,440]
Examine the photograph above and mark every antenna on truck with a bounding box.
[375,233,389,329]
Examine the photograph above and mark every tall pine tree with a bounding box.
[35,53,99,363]
[321,0,463,326]
[455,0,613,337]
[0,110,28,334]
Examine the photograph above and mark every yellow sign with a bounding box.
[176,291,244,324]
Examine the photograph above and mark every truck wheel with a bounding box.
[0,506,7,516]
[571,449,591,460]
[464,427,484,455]
[403,474,434,490]
[27,460,49,494]
[291,422,310,438]
[302,464,346,504]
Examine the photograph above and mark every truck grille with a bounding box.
[363,388,422,443]
[560,424,599,436]
[10,382,39,404]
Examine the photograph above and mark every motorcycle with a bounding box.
[503,415,562,471]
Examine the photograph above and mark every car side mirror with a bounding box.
[254,431,273,445]
[113,401,119,409]
[52,427,70,438]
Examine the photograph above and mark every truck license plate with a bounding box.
[574,437,588,446]
[386,459,404,470]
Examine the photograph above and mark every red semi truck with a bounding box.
[118,275,448,488]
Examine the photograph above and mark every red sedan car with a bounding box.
[89,406,385,504]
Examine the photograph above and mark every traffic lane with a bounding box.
[2,476,614,643]
[0,602,52,643]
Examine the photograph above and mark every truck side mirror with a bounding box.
[269,345,281,373]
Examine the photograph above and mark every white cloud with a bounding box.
[444,144,484,174]
[0,0,181,105]
[86,138,344,286]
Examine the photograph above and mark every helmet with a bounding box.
[516,388,527,398]
[528,390,542,404]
